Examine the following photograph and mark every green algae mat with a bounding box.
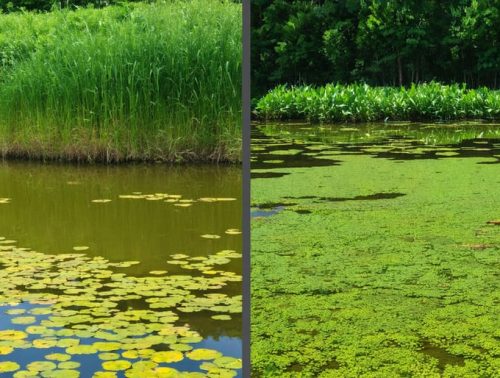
[0,163,242,377]
[251,122,500,377]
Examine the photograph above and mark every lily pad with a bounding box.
[0,361,20,373]
[45,354,71,362]
[186,349,222,361]
[102,360,132,371]
[201,234,221,239]
[0,330,28,340]
[0,345,14,355]
[151,351,183,363]
[73,246,89,251]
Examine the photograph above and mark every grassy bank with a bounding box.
[255,83,500,123]
[0,0,241,163]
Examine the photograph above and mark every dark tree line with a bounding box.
[0,0,145,12]
[1,0,241,13]
[252,0,500,96]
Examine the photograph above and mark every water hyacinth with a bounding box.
[255,83,500,123]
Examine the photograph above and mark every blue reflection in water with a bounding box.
[0,303,242,377]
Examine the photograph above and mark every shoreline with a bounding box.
[0,141,242,164]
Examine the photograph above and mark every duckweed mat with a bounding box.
[251,122,500,377]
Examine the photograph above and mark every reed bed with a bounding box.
[0,0,241,163]
[255,83,500,123]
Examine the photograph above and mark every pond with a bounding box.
[251,121,500,377]
[0,162,242,377]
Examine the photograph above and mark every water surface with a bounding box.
[0,163,242,377]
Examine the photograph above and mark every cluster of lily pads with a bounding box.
[0,240,242,377]
[88,193,237,209]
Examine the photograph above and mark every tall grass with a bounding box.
[0,0,241,162]
[255,83,500,123]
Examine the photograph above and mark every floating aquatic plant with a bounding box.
[251,122,499,376]
[0,240,242,376]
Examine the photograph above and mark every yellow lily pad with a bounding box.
[73,246,89,251]
[102,360,132,371]
[34,339,58,348]
[169,343,193,352]
[211,315,232,321]
[26,361,57,371]
[11,316,36,324]
[149,270,168,275]
[151,351,183,363]
[45,353,71,362]
[92,372,117,378]
[0,345,14,355]
[186,348,223,361]
[200,234,221,239]
[0,330,28,340]
[121,350,139,359]
[93,342,121,352]
[0,361,20,373]
[40,370,80,378]
[213,357,242,369]
[66,345,98,355]
[224,229,241,235]
[58,362,80,369]
[13,371,38,378]
[154,367,180,377]
[99,353,120,361]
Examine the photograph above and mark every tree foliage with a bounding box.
[252,0,500,96]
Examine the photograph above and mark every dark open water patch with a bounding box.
[251,127,340,172]
[251,172,290,179]
[294,210,312,215]
[420,342,465,372]
[283,192,406,203]
[251,206,285,218]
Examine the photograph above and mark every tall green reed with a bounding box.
[0,0,241,162]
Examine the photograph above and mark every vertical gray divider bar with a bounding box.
[242,0,251,376]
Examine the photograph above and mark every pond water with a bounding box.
[251,121,499,377]
[0,163,242,377]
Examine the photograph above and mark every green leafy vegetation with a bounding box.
[251,123,500,376]
[0,0,241,162]
[255,83,500,122]
[252,0,500,96]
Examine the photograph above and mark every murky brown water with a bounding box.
[0,162,242,377]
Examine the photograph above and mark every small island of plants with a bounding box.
[255,83,500,123]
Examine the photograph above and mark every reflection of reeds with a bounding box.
[259,122,500,146]
[0,0,241,162]
[256,83,500,123]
